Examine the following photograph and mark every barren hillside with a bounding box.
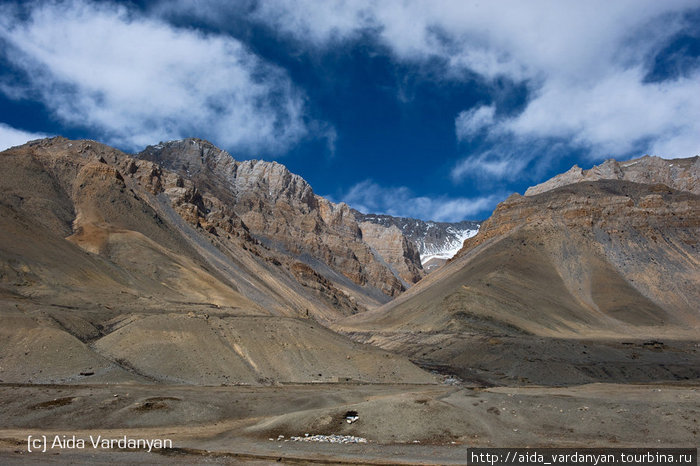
[337,158,700,385]
[0,137,433,385]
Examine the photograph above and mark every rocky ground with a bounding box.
[0,381,698,464]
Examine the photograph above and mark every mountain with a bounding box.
[352,211,480,272]
[353,220,425,286]
[337,155,700,385]
[0,137,433,385]
[525,155,699,196]
[138,139,426,306]
[1,139,697,455]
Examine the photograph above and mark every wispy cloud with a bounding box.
[450,138,568,185]
[0,123,49,151]
[451,150,528,183]
[455,105,495,141]
[335,180,502,222]
[0,0,309,154]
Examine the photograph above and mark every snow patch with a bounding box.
[420,228,478,264]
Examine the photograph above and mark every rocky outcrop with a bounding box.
[525,155,700,196]
[138,139,409,302]
[358,221,424,285]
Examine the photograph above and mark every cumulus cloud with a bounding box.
[0,123,49,151]
[190,0,699,176]
[0,0,309,153]
[503,68,700,159]
[336,180,503,222]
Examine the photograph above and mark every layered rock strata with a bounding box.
[525,155,699,196]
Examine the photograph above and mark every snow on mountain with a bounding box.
[352,210,480,272]
[418,226,479,264]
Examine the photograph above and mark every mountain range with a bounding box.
[338,155,700,385]
[0,137,435,385]
[0,138,698,457]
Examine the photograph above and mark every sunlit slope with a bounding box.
[0,138,434,385]
[339,180,700,339]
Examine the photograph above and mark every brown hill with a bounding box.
[337,158,700,385]
[0,137,433,385]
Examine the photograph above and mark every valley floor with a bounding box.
[0,381,697,464]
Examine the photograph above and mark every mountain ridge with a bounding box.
[138,138,429,304]
[337,155,700,385]
[0,136,434,385]
[525,155,699,196]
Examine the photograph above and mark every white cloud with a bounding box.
[503,68,700,159]
[156,0,376,47]
[236,1,693,77]
[202,0,699,175]
[0,0,309,153]
[451,150,527,182]
[0,123,49,151]
[449,66,700,183]
[450,139,567,185]
[250,0,375,46]
[455,105,495,140]
[337,180,502,222]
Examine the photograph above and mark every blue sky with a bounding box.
[1,1,699,221]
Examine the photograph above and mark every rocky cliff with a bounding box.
[138,139,425,305]
[357,221,424,286]
[525,155,700,196]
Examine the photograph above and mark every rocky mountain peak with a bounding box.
[234,159,316,209]
[141,138,231,173]
[141,139,317,211]
[138,139,423,303]
[525,155,700,196]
